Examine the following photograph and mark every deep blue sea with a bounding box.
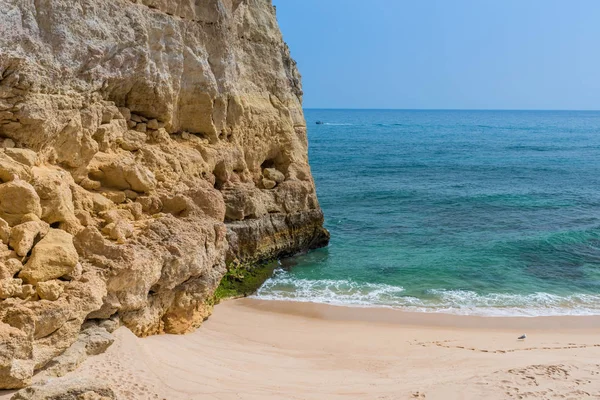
[256,110,600,316]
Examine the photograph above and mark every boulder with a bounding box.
[101,191,126,205]
[0,259,22,280]
[262,178,276,189]
[87,153,156,193]
[4,149,37,167]
[18,285,35,300]
[98,209,134,225]
[0,218,10,244]
[101,220,134,244]
[90,194,113,213]
[0,153,32,183]
[0,278,23,299]
[27,299,72,340]
[0,180,42,226]
[135,123,147,133]
[19,229,78,284]
[124,189,138,200]
[9,221,50,257]
[11,377,116,399]
[43,325,114,377]
[36,280,64,301]
[263,167,285,183]
[121,202,143,220]
[118,107,131,121]
[189,187,226,220]
[31,167,77,226]
[93,120,125,152]
[146,119,159,130]
[119,130,146,151]
[62,263,83,282]
[0,321,34,389]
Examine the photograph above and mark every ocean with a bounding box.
[255,109,600,316]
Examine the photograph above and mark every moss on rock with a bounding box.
[213,260,279,303]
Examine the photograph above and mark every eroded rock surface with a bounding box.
[11,377,116,400]
[0,0,328,389]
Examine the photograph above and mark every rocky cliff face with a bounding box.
[0,0,329,388]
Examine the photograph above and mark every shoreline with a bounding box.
[3,297,600,399]
[241,297,600,331]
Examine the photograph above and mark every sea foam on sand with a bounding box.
[256,270,600,317]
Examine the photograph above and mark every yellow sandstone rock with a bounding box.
[9,221,50,257]
[36,281,64,301]
[0,259,22,280]
[263,168,285,184]
[0,321,35,389]
[0,218,10,244]
[0,180,42,226]
[18,285,36,300]
[19,230,79,284]
[0,0,329,389]
[0,278,23,299]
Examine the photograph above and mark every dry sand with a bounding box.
[4,298,600,399]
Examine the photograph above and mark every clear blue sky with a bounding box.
[272,0,600,110]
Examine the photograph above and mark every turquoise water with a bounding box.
[256,110,600,316]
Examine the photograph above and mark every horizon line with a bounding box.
[303,108,600,112]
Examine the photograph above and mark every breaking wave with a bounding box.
[255,270,600,317]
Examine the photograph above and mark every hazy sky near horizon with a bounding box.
[272,0,600,110]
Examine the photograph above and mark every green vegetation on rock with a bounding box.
[213,261,279,303]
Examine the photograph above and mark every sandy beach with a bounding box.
[3,298,599,400]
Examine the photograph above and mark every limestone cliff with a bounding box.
[0,0,329,388]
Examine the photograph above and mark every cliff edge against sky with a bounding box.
[0,0,328,389]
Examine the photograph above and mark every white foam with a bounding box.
[254,270,600,317]
[256,272,407,306]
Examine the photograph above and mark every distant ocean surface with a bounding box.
[255,110,600,316]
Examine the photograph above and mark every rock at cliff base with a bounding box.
[10,377,116,400]
[19,285,36,300]
[4,149,38,167]
[0,259,22,280]
[0,154,33,183]
[32,167,77,226]
[19,229,78,284]
[0,218,10,244]
[0,180,42,226]
[36,280,64,301]
[0,278,23,299]
[0,322,35,389]
[9,221,50,257]
[102,220,134,243]
[44,325,114,378]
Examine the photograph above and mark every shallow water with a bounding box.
[256,110,600,316]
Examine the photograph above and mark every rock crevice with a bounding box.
[0,0,328,389]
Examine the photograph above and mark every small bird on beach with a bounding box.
[518,334,527,340]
